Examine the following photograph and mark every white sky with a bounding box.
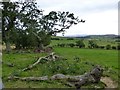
[36,0,118,36]
[11,0,119,36]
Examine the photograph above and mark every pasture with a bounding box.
[2,35,119,88]
[2,45,119,88]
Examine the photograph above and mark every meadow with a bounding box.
[2,36,119,88]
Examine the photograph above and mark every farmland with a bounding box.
[50,35,118,47]
[2,35,119,88]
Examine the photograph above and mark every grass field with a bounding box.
[54,47,118,80]
[2,46,119,88]
[2,35,119,88]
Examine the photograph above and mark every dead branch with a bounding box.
[21,52,61,71]
[21,57,43,71]
[8,65,104,89]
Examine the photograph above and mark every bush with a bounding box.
[88,40,98,49]
[111,46,116,50]
[68,43,75,47]
[57,43,66,47]
[99,46,105,49]
[51,38,60,40]
[106,45,111,50]
[115,40,120,42]
[67,38,74,40]
[117,45,120,50]
[76,40,85,48]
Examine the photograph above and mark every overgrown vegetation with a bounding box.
[2,45,118,88]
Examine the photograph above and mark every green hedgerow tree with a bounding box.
[1,1,85,52]
[106,44,111,50]
[76,40,85,48]
[88,40,98,49]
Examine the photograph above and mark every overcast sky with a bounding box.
[36,0,119,36]
[12,0,119,36]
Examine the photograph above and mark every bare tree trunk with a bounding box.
[5,40,11,53]
[4,31,11,52]
[32,32,44,50]
[39,43,44,50]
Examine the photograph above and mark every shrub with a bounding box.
[99,46,105,49]
[68,43,75,47]
[76,40,85,48]
[117,45,120,50]
[115,40,120,42]
[57,43,66,47]
[67,38,74,40]
[51,38,60,40]
[111,46,116,50]
[88,40,98,49]
[106,44,111,50]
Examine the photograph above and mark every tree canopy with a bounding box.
[1,1,84,52]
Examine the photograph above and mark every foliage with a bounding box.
[76,40,85,48]
[57,43,66,47]
[41,11,81,35]
[51,37,118,50]
[67,38,74,40]
[88,40,98,48]
[106,44,111,50]
[111,46,116,50]
[1,2,82,51]
[51,38,60,40]
[68,43,75,47]
[1,2,19,52]
[98,46,105,49]
[117,44,120,50]
[115,40,120,42]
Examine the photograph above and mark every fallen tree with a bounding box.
[8,65,104,89]
[21,52,62,71]
[2,61,14,67]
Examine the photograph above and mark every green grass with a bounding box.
[54,47,118,64]
[54,47,118,80]
[5,80,70,88]
[2,47,118,88]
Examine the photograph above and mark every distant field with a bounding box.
[50,37,118,47]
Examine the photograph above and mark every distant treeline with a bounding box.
[51,38,120,50]
[55,43,120,50]
[51,37,74,40]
